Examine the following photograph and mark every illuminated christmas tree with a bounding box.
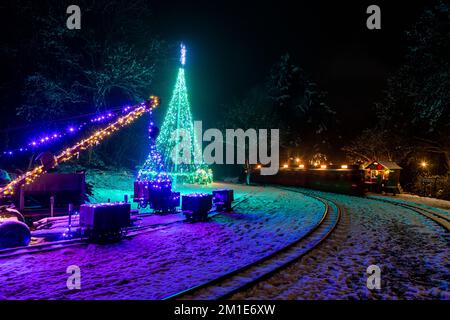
[156,43,212,184]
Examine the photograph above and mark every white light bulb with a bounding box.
[180,43,186,66]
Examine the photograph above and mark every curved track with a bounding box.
[163,187,342,300]
[366,195,450,232]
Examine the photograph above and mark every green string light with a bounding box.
[156,44,212,185]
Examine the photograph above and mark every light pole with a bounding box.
[420,160,429,196]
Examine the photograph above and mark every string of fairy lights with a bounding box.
[1,106,137,158]
[0,96,160,197]
[136,117,167,181]
[2,43,212,196]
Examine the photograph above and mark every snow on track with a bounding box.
[0,183,324,300]
[233,189,450,300]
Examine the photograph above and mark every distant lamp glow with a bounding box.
[299,164,305,169]
[320,164,327,169]
[295,158,300,163]
[180,43,186,66]
[283,164,288,168]
[421,161,427,168]
[341,164,348,169]
[256,164,261,169]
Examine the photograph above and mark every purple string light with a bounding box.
[1,106,146,158]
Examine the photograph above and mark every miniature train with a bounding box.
[251,165,366,195]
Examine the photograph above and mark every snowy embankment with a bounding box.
[233,189,450,300]
[0,173,324,299]
[370,192,450,215]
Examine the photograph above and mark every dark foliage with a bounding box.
[222,53,338,164]
[0,0,167,169]
[344,1,450,196]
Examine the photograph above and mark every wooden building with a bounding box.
[364,161,402,194]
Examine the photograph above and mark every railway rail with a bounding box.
[162,187,449,300]
[163,187,342,300]
[366,195,450,232]
[3,183,445,301]
[0,190,256,259]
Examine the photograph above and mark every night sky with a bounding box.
[151,0,429,135]
[0,0,435,159]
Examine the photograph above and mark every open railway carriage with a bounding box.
[252,165,366,195]
[133,180,180,213]
[182,193,213,221]
[80,202,131,241]
[212,189,234,211]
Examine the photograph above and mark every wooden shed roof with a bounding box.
[365,161,402,170]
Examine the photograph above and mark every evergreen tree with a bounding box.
[375,1,450,170]
[266,54,336,156]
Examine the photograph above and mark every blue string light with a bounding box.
[1,106,144,158]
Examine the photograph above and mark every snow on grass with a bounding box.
[2,168,448,300]
[0,183,324,300]
[233,189,450,300]
[369,193,450,216]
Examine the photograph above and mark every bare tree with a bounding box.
[16,0,166,120]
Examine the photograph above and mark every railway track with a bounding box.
[276,188,449,232]
[126,188,254,237]
[0,238,90,259]
[0,190,256,259]
[366,196,450,232]
[163,187,342,300]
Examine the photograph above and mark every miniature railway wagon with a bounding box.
[133,180,180,213]
[151,191,180,213]
[182,193,213,221]
[80,202,131,241]
[133,180,151,209]
[212,189,234,211]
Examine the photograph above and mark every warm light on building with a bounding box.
[341,164,348,169]
[295,158,300,163]
[320,165,327,169]
[299,164,305,168]
[256,164,261,169]
[283,164,288,168]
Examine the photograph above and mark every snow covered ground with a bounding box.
[233,189,450,300]
[371,192,450,214]
[1,169,448,300]
[0,182,324,300]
